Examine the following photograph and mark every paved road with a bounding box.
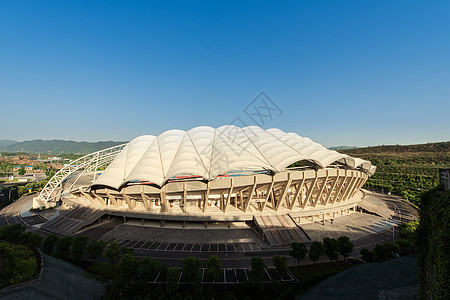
[371,191,419,221]
[0,193,36,226]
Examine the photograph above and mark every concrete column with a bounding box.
[183,221,186,228]
[161,220,164,227]
[107,215,111,221]
[141,218,144,225]
[123,216,126,223]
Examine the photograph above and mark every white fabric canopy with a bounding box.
[92,125,372,188]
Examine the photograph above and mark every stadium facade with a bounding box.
[34,126,376,223]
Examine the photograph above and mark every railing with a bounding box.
[38,144,127,203]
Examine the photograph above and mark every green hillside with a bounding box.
[340,141,450,204]
[3,139,126,154]
[0,140,18,148]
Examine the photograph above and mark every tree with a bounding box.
[18,167,25,175]
[416,186,450,299]
[398,220,419,240]
[18,232,33,245]
[43,234,59,255]
[28,232,43,248]
[337,236,354,260]
[139,257,160,281]
[309,241,324,263]
[323,237,339,262]
[360,248,375,263]
[290,242,308,268]
[395,239,415,256]
[166,267,180,296]
[374,242,400,262]
[105,241,121,265]
[18,232,43,248]
[182,257,201,283]
[118,253,136,286]
[272,255,287,278]
[71,236,89,262]
[55,236,73,259]
[120,246,134,256]
[86,240,106,263]
[206,255,222,282]
[0,224,26,243]
[250,257,266,282]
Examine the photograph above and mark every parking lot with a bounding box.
[99,236,262,253]
[138,267,296,284]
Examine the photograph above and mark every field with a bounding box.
[340,142,450,204]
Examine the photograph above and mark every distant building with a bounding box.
[439,169,450,190]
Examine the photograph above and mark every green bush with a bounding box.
[0,224,26,243]
[398,220,419,240]
[0,242,38,288]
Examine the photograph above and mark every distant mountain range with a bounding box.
[0,140,18,148]
[339,141,450,154]
[328,146,358,150]
[0,139,126,154]
[2,138,447,155]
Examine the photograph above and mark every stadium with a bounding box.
[33,126,376,241]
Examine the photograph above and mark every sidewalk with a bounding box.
[301,212,397,241]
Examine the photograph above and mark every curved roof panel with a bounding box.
[92,126,373,189]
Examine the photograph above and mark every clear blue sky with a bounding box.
[1,1,449,147]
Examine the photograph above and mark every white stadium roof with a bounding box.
[92,125,374,189]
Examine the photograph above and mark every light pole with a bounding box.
[392,225,395,243]
[393,204,401,223]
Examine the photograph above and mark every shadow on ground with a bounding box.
[301,256,418,300]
